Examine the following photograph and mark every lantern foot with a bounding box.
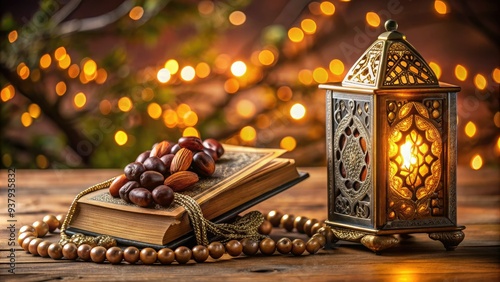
[429,230,465,251]
[360,235,399,254]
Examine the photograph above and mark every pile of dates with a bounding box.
[109,137,224,208]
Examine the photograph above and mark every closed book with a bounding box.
[67,145,308,248]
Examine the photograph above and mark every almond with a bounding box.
[170,148,193,174]
[150,141,171,158]
[164,171,199,192]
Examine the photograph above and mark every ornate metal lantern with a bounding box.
[319,20,464,253]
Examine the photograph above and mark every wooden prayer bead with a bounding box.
[267,210,284,227]
[157,248,175,264]
[18,233,35,247]
[241,238,259,256]
[77,244,92,261]
[140,248,158,265]
[317,226,337,246]
[28,238,44,255]
[225,240,243,257]
[62,243,78,260]
[312,233,326,247]
[32,220,49,237]
[310,222,323,236]
[306,238,321,254]
[276,238,293,254]
[294,216,309,234]
[174,246,192,264]
[22,237,35,252]
[106,246,123,264]
[42,215,60,232]
[56,214,65,229]
[258,220,272,235]
[192,245,209,263]
[18,225,37,236]
[259,238,276,255]
[90,246,107,263]
[48,243,63,260]
[37,241,51,257]
[280,214,296,232]
[291,239,306,256]
[208,242,225,259]
[123,246,140,264]
[304,219,319,236]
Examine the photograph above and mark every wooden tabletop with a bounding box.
[1,167,499,281]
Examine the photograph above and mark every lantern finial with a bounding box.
[385,19,398,32]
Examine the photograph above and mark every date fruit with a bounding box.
[192,151,215,177]
[129,188,153,207]
[143,156,168,175]
[140,171,165,189]
[203,138,224,158]
[109,174,129,198]
[164,171,199,192]
[178,136,204,152]
[135,151,151,163]
[160,154,174,173]
[119,181,140,203]
[124,162,146,181]
[152,185,175,207]
[170,148,193,174]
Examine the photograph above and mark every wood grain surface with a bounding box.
[0,167,499,281]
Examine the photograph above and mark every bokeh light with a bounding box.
[236,99,256,118]
[229,11,246,26]
[329,59,345,75]
[288,27,304,43]
[99,100,112,115]
[157,68,171,83]
[454,64,467,81]
[320,1,335,16]
[55,81,67,96]
[434,0,448,14]
[129,6,144,20]
[28,104,41,119]
[118,97,133,112]
[40,54,52,69]
[165,59,179,75]
[180,66,196,81]
[366,12,380,27]
[429,62,441,79]
[493,68,500,84]
[474,74,487,90]
[313,67,329,83]
[114,130,128,146]
[470,154,483,170]
[240,126,256,142]
[183,127,200,137]
[74,92,87,109]
[198,1,214,15]
[258,50,275,66]
[147,103,163,119]
[17,63,30,80]
[8,30,18,43]
[298,69,313,85]
[290,103,306,120]
[301,19,317,34]
[465,121,477,138]
[195,62,211,78]
[231,61,247,77]
[1,84,15,102]
[280,136,297,151]
[21,112,33,127]
[36,155,49,169]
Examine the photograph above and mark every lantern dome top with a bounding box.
[342,19,440,89]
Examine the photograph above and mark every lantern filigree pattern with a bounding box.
[387,101,443,220]
[333,98,372,219]
[384,42,439,86]
[344,42,383,86]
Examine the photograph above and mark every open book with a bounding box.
[67,145,308,248]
